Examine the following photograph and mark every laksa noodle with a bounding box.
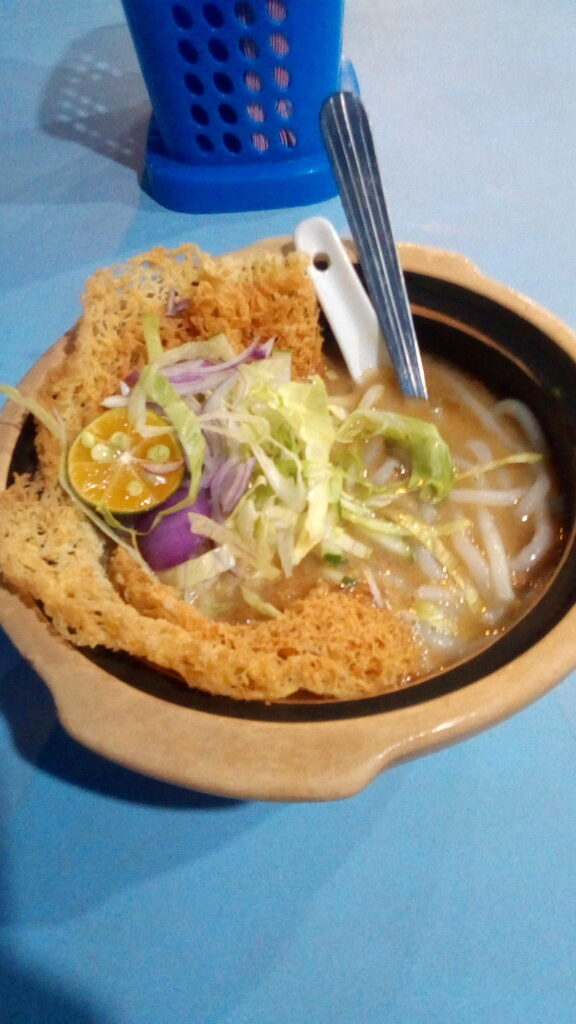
[0,245,561,702]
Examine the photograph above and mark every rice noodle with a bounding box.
[453,380,521,449]
[494,398,545,450]
[359,383,386,409]
[371,458,400,486]
[363,436,386,469]
[449,486,523,507]
[415,583,462,607]
[451,526,491,593]
[466,439,494,465]
[363,566,385,607]
[476,507,515,602]
[516,472,550,520]
[461,439,512,488]
[510,513,555,575]
[416,621,460,652]
[412,542,445,580]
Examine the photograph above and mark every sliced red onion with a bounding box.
[162,337,275,395]
[136,486,212,571]
[136,458,185,475]
[210,456,255,520]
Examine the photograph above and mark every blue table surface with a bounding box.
[2,2,576,1021]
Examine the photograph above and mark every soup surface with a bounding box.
[157,346,560,679]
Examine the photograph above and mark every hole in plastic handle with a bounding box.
[313,253,331,272]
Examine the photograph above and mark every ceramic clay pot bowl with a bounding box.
[2,240,576,802]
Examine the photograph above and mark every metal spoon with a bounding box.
[320,90,428,399]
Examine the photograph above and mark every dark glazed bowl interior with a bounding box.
[10,272,576,723]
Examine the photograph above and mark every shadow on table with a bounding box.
[1,632,276,930]
[0,631,239,811]
[0,709,118,1024]
[0,958,114,1024]
[39,23,150,178]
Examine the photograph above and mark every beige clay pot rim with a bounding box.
[1,239,576,802]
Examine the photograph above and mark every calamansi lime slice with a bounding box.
[67,408,185,514]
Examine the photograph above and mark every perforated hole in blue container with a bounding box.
[273,65,289,88]
[178,39,198,64]
[209,37,230,61]
[219,103,238,124]
[235,2,256,25]
[214,71,234,93]
[120,0,351,211]
[269,32,289,56]
[268,0,286,20]
[172,4,193,29]
[244,69,261,91]
[203,3,225,28]
[185,72,203,95]
[239,36,259,59]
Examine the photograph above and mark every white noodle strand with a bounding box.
[516,472,550,520]
[494,398,545,449]
[451,527,491,593]
[415,584,462,607]
[476,507,515,602]
[413,542,445,580]
[510,514,555,575]
[363,567,385,607]
[456,382,520,448]
[449,486,523,506]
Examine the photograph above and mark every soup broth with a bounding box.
[161,351,560,679]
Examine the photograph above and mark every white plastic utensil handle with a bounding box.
[294,216,390,381]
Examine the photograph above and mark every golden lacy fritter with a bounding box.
[0,243,423,701]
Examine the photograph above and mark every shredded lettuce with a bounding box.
[6,311,547,626]
[168,543,236,586]
[157,333,236,368]
[142,312,164,364]
[240,585,281,618]
[386,508,482,612]
[456,451,541,481]
[137,364,205,501]
[413,599,459,637]
[335,408,455,502]
[0,383,67,444]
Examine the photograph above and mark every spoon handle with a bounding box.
[320,91,428,399]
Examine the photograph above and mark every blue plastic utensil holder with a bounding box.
[120,0,347,213]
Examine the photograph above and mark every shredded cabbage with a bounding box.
[137,364,205,501]
[335,408,455,502]
[3,316,547,626]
